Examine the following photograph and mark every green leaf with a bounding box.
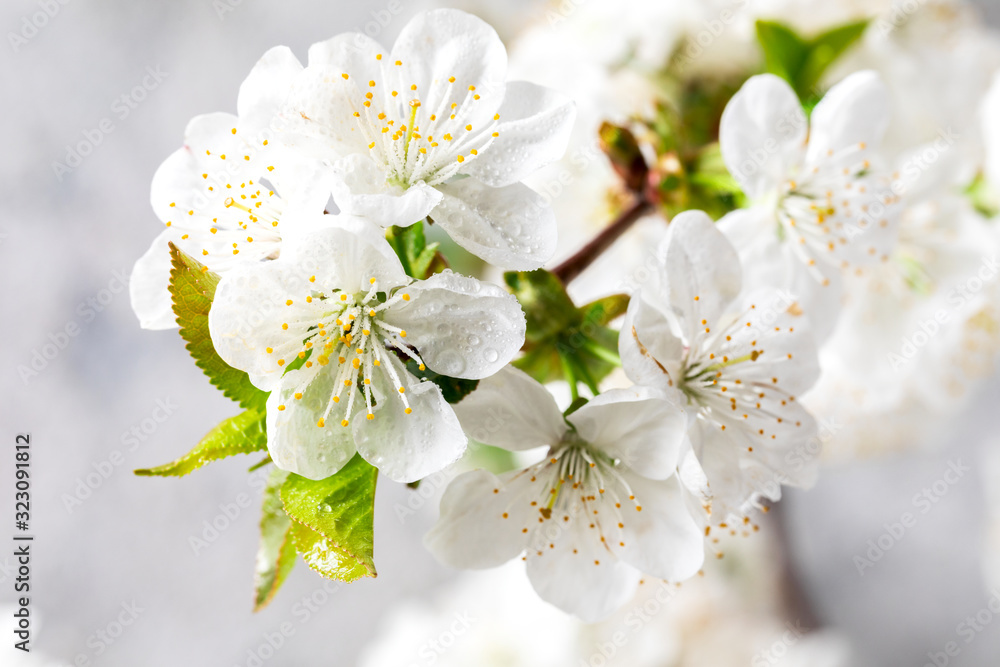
[168,243,268,412]
[799,20,870,96]
[280,455,378,582]
[579,294,630,327]
[253,469,296,612]
[507,269,622,393]
[403,361,479,404]
[135,409,268,477]
[386,221,446,280]
[756,20,809,86]
[756,19,869,103]
[504,270,580,343]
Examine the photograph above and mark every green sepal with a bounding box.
[134,408,267,477]
[756,19,869,104]
[506,270,624,394]
[280,455,378,583]
[168,242,268,412]
[386,221,447,280]
[253,468,296,612]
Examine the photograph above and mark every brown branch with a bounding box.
[552,198,654,285]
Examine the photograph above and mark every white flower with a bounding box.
[207,217,526,482]
[275,8,575,270]
[130,46,330,330]
[619,211,821,521]
[717,71,898,339]
[425,366,703,622]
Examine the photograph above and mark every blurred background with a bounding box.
[3,0,1000,665]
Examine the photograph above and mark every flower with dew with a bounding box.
[130,46,332,329]
[619,211,821,523]
[425,366,703,622]
[717,71,899,339]
[208,216,526,482]
[275,8,576,270]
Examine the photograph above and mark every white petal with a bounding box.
[568,386,686,480]
[278,66,374,158]
[619,295,684,389]
[307,32,385,73]
[424,469,533,569]
[389,9,507,125]
[616,473,704,582]
[432,178,558,270]
[462,81,576,188]
[452,365,566,450]
[806,70,890,164]
[207,260,312,391]
[265,368,358,480]
[382,270,526,379]
[658,211,742,344]
[329,154,441,227]
[720,74,807,199]
[150,112,241,222]
[237,46,303,139]
[282,216,408,293]
[525,520,641,622]
[354,357,466,483]
[129,230,176,330]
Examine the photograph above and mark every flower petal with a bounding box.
[382,270,526,379]
[525,519,641,622]
[806,70,890,164]
[424,468,532,569]
[461,81,576,188]
[616,473,704,582]
[129,230,177,330]
[568,386,686,480]
[656,210,742,345]
[329,154,441,227]
[389,9,507,125]
[237,46,304,139]
[432,178,558,270]
[619,294,684,389]
[265,367,358,480]
[720,74,807,199]
[452,365,566,451]
[355,357,466,483]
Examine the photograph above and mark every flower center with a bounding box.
[166,133,284,269]
[269,276,426,427]
[775,140,891,280]
[341,55,501,188]
[502,435,642,562]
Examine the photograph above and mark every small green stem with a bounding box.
[582,339,622,366]
[559,351,580,403]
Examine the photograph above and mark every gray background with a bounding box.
[1,0,1000,665]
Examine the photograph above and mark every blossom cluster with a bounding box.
[130,1,1000,623]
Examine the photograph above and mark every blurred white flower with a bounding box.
[619,211,821,521]
[276,8,575,270]
[426,366,703,621]
[207,217,525,482]
[718,71,898,339]
[357,561,581,667]
[130,47,330,330]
